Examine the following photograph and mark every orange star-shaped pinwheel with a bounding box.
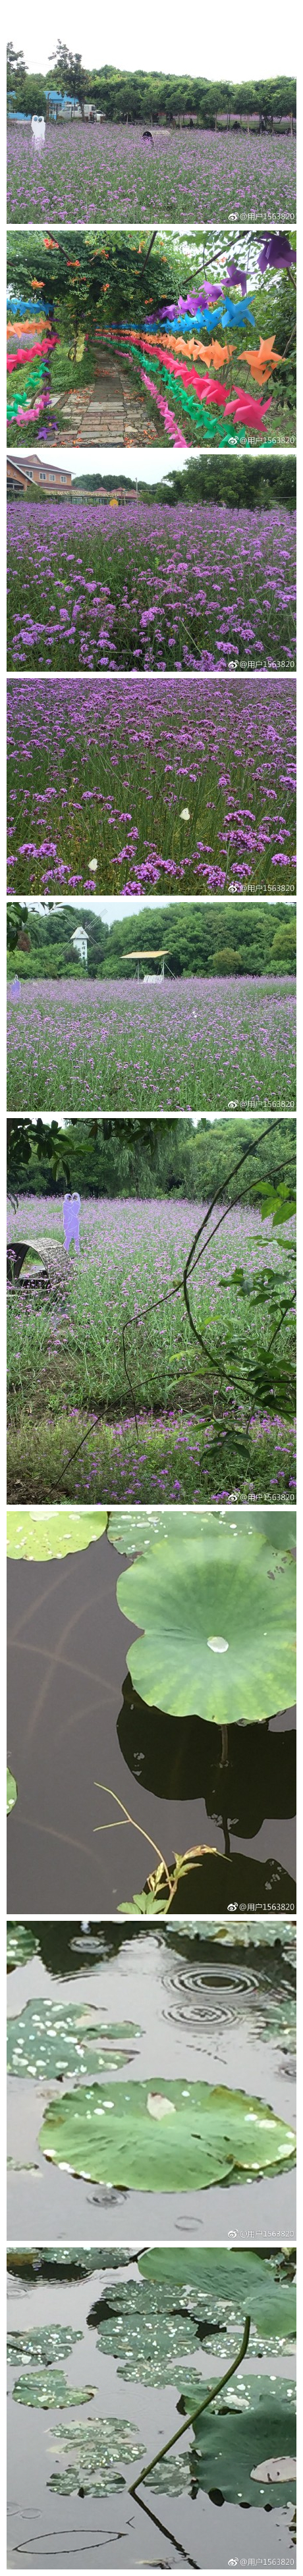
[238,336,283,381]
[207,340,235,367]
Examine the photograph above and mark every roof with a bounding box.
[122,948,169,959]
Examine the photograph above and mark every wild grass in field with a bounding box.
[7,500,296,676]
[7,674,296,898]
[7,975,296,1114]
[7,1193,296,1505]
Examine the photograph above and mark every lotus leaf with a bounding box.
[7,1766,17,1812]
[139,2249,296,2349]
[7,1509,107,1559]
[13,2371,96,2409]
[7,1923,40,1968]
[7,2247,132,2280]
[48,2412,144,2496]
[90,2283,202,2383]
[117,1530,296,1725]
[7,2326,82,2369]
[184,2375,296,2508]
[49,2465,126,2494]
[39,2078,296,2191]
[7,2000,141,2082]
[148,2454,192,2494]
[109,1508,296,1561]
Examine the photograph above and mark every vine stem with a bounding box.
[129,2311,250,2497]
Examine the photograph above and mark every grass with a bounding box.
[7,1193,296,1504]
[7,975,296,1113]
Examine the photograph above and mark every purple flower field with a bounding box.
[7,975,296,1114]
[7,674,296,897]
[7,500,296,677]
[7,121,296,226]
[7,1193,296,1505]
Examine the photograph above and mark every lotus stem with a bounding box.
[129,2312,250,2497]
[220,1726,229,1767]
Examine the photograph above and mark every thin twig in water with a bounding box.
[94,1783,174,1892]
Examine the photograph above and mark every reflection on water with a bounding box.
[7,2255,296,2571]
[7,1540,296,1914]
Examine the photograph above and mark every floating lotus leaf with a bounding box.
[39,2078,296,2192]
[7,2326,82,2369]
[7,1766,17,1812]
[48,2413,144,2493]
[13,2371,96,2409]
[109,1508,209,1556]
[7,2247,132,2282]
[182,2375,296,2508]
[117,1530,296,1725]
[139,2249,296,2349]
[7,1922,40,1968]
[109,1508,296,1561]
[7,1999,141,2082]
[49,2465,125,2494]
[149,2454,192,2493]
[90,2282,202,2384]
[7,1509,107,1560]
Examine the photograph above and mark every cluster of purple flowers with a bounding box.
[7,121,296,226]
[7,974,296,1118]
[7,498,296,680]
[7,674,296,897]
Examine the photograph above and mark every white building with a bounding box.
[70,926,88,966]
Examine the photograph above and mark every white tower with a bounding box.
[70,926,88,967]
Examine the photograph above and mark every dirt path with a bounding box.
[48,346,165,444]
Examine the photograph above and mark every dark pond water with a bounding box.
[7,1927,296,2241]
[7,2263,296,2570]
[7,1539,296,1915]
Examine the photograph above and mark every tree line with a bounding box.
[7,902,296,984]
[7,49,296,124]
[7,1114,296,1208]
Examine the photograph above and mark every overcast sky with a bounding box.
[9,3,294,80]
[11,446,191,482]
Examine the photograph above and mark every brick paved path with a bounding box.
[48,348,166,444]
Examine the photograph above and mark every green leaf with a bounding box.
[13,2371,96,2409]
[117,1528,296,1725]
[49,2465,126,2494]
[7,1923,40,1968]
[7,1766,17,1813]
[7,1999,141,2082]
[149,2454,192,2494]
[48,2414,144,2493]
[7,2247,133,2280]
[138,2249,296,2349]
[7,1509,107,1560]
[109,1507,296,1561]
[39,2078,296,2192]
[184,2375,296,2508]
[90,2282,204,2384]
[7,2326,82,2369]
[108,1507,215,1557]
